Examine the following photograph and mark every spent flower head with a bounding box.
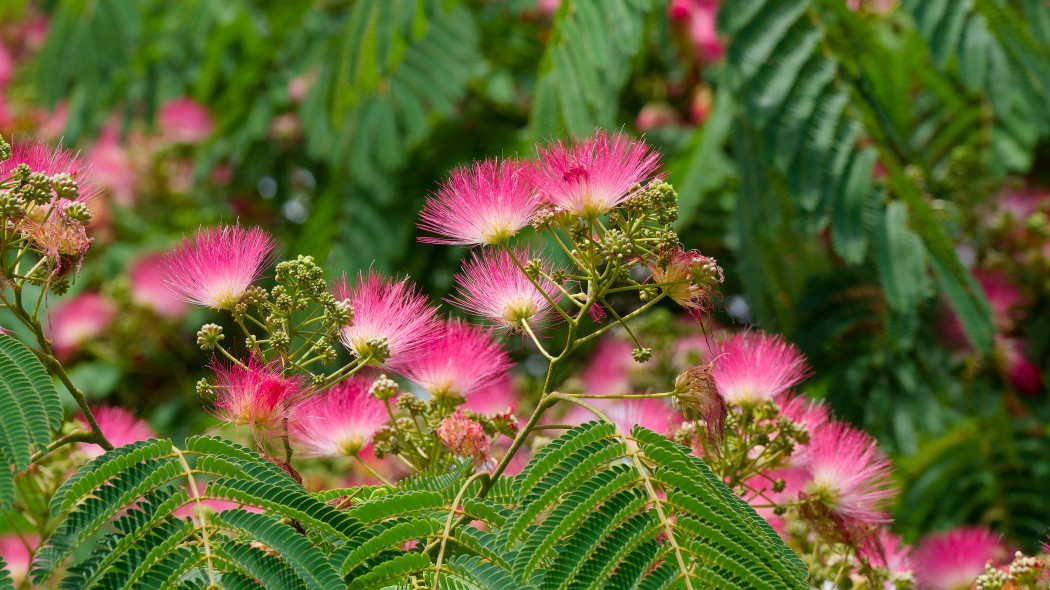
[646,247,723,319]
[528,129,662,219]
[448,245,564,333]
[162,224,276,310]
[418,158,540,246]
[293,376,388,457]
[334,270,440,370]
[436,411,495,470]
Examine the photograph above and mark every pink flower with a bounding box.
[0,534,37,584]
[159,98,214,144]
[46,292,117,360]
[334,270,440,370]
[208,356,307,438]
[448,245,563,333]
[536,0,561,15]
[775,392,830,434]
[0,136,103,205]
[708,331,811,406]
[799,421,896,528]
[581,337,635,397]
[912,527,1005,590]
[669,0,724,62]
[0,43,13,89]
[402,319,512,404]
[993,336,1043,395]
[162,224,276,309]
[293,377,387,457]
[605,397,681,437]
[86,125,138,207]
[860,529,913,577]
[528,129,662,219]
[80,406,155,459]
[461,377,517,415]
[672,333,713,371]
[646,247,724,319]
[37,102,70,140]
[418,158,540,246]
[436,412,494,469]
[129,252,189,319]
[974,270,1025,332]
[635,103,679,131]
[173,481,263,522]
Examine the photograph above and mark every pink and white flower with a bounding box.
[860,529,913,581]
[334,270,440,370]
[80,406,155,459]
[293,376,388,457]
[436,411,494,469]
[708,331,811,406]
[912,526,1005,590]
[402,319,512,404]
[462,377,517,415]
[162,224,276,310]
[208,356,307,438]
[528,129,662,219]
[448,245,563,333]
[799,421,896,527]
[46,292,117,360]
[0,136,102,205]
[418,158,540,246]
[130,251,189,319]
[605,397,681,438]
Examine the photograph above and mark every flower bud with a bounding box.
[369,374,399,401]
[436,412,494,470]
[196,323,225,350]
[51,173,79,200]
[63,201,92,225]
[0,137,10,161]
[673,363,727,449]
[631,347,653,363]
[196,378,211,397]
[0,190,25,217]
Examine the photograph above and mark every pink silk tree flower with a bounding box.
[0,534,37,584]
[993,336,1044,395]
[130,251,189,319]
[334,270,440,371]
[708,331,812,406]
[605,397,681,438]
[46,292,117,361]
[158,97,214,144]
[669,0,724,63]
[527,129,662,219]
[448,245,564,333]
[0,136,103,205]
[162,224,276,310]
[86,124,139,207]
[581,337,635,398]
[775,392,830,435]
[461,377,517,415]
[79,406,155,459]
[798,421,896,529]
[208,356,307,439]
[402,319,512,405]
[293,376,387,458]
[973,270,1025,332]
[860,529,914,579]
[437,411,495,470]
[418,158,540,246]
[912,527,1006,590]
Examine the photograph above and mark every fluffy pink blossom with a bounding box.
[669,0,724,62]
[159,97,214,144]
[293,377,387,457]
[47,292,117,360]
[528,129,662,219]
[799,421,896,527]
[208,356,307,438]
[448,245,563,333]
[418,158,540,246]
[129,252,189,319]
[334,270,440,370]
[860,529,913,578]
[0,534,37,584]
[708,331,811,406]
[993,336,1043,395]
[912,527,1005,590]
[162,224,276,310]
[605,397,681,437]
[173,481,263,522]
[462,377,517,415]
[0,136,102,204]
[776,392,830,433]
[402,319,512,404]
[580,337,635,398]
[80,406,155,459]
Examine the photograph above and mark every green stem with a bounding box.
[354,454,394,487]
[520,319,555,361]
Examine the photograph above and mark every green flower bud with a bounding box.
[64,201,92,224]
[631,347,653,363]
[196,323,225,350]
[369,374,400,401]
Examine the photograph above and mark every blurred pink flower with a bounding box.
[690,85,714,124]
[461,377,517,415]
[860,529,913,579]
[604,397,681,437]
[0,534,37,584]
[87,125,138,207]
[993,336,1043,395]
[536,0,561,16]
[528,129,662,219]
[159,98,214,144]
[0,43,13,89]
[709,331,811,406]
[47,292,117,360]
[635,102,679,131]
[402,319,512,404]
[973,270,1025,332]
[80,406,155,459]
[36,101,69,140]
[162,224,276,310]
[293,376,387,458]
[129,251,189,319]
[580,337,635,398]
[912,526,1006,590]
[669,0,724,62]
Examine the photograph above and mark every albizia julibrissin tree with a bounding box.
[1,130,1047,589]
